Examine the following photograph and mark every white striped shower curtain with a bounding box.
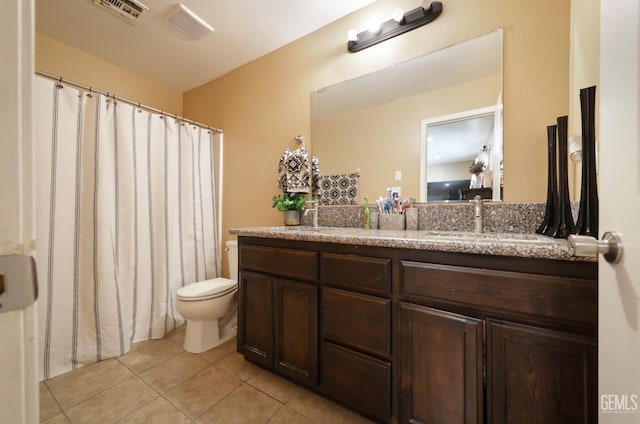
[34,76,221,380]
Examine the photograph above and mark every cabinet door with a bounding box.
[399,302,483,424]
[487,319,596,424]
[321,341,391,422]
[274,278,318,386]
[238,271,274,367]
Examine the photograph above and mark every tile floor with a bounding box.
[39,325,374,424]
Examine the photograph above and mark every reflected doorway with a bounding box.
[420,105,503,202]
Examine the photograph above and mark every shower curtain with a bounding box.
[34,76,221,380]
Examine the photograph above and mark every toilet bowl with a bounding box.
[176,240,238,353]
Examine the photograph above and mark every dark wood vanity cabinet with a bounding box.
[237,244,318,387]
[237,236,597,424]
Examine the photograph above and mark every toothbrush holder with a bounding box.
[379,214,405,230]
[405,208,419,231]
[370,212,379,229]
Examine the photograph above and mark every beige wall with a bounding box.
[35,33,183,115]
[569,0,600,200]
[428,161,471,183]
[33,1,573,277]
[184,0,570,254]
[314,75,500,201]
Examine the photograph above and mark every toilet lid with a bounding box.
[177,278,237,301]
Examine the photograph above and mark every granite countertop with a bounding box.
[229,226,594,262]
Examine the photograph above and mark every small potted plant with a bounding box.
[272,193,307,225]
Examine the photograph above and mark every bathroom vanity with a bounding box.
[232,227,597,424]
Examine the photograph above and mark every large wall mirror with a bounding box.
[311,29,503,203]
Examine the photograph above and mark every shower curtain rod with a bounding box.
[35,70,223,134]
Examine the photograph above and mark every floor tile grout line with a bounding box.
[115,342,185,375]
[244,376,296,406]
[44,360,136,413]
[263,401,286,424]
[120,370,198,423]
[110,394,165,424]
[41,381,67,422]
[233,360,334,423]
[42,335,362,424]
[187,381,245,421]
[136,361,232,422]
[196,348,236,365]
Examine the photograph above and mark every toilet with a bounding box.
[176,240,238,353]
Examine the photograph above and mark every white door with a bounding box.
[0,0,39,423]
[598,0,640,420]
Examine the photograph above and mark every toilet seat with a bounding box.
[177,278,237,301]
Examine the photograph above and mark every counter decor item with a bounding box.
[469,160,486,189]
[550,116,575,238]
[379,213,405,230]
[405,207,419,230]
[272,193,306,226]
[576,86,598,237]
[370,211,379,229]
[376,190,410,230]
[364,197,371,229]
[536,125,558,235]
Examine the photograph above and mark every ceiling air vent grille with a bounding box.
[92,0,150,24]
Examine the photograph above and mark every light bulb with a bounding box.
[569,135,583,162]
[368,17,381,34]
[347,29,358,42]
[393,8,404,23]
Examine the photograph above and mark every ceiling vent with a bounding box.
[165,4,214,40]
[92,0,150,24]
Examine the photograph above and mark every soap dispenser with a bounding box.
[473,195,484,233]
[364,196,371,230]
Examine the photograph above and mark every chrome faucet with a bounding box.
[473,195,484,233]
[304,199,319,229]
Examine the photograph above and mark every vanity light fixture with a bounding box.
[347,1,443,52]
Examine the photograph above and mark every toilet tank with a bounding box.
[226,240,238,281]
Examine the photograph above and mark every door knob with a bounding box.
[0,254,38,313]
[567,231,623,264]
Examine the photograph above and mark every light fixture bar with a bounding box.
[347,2,443,53]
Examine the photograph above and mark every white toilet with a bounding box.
[176,240,239,353]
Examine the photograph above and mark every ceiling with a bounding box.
[36,0,375,92]
[427,114,496,165]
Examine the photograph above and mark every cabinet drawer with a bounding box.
[321,252,391,296]
[322,287,391,357]
[401,261,597,333]
[240,244,318,282]
[321,341,391,422]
